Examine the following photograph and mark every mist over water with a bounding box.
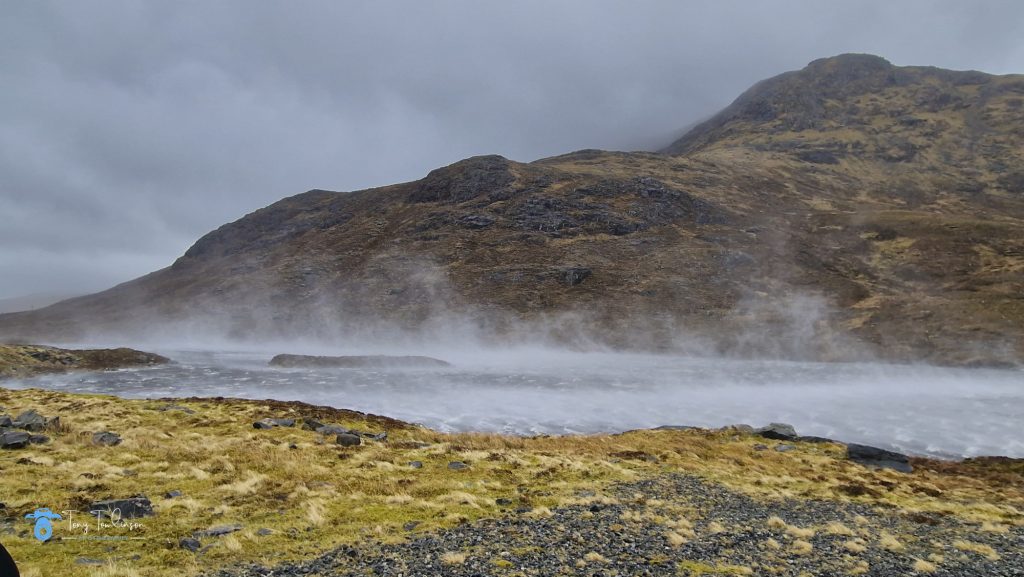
[7,347,1023,459]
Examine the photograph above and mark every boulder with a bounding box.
[847,443,913,473]
[0,415,12,428]
[12,410,54,432]
[0,430,30,449]
[90,497,155,519]
[336,433,361,447]
[269,354,451,369]
[302,417,325,431]
[362,431,387,442]
[316,424,350,436]
[755,423,798,440]
[92,431,122,447]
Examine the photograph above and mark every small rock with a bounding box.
[179,538,201,552]
[847,443,913,473]
[752,444,769,451]
[256,528,274,537]
[755,423,798,440]
[75,557,105,565]
[90,497,154,519]
[447,461,469,470]
[195,524,244,538]
[92,431,122,446]
[164,490,183,499]
[774,444,796,453]
[316,424,350,436]
[363,431,387,442]
[0,430,30,450]
[336,433,361,447]
[496,498,513,506]
[28,434,50,445]
[288,443,298,450]
[409,461,423,469]
[253,420,276,430]
[403,521,420,531]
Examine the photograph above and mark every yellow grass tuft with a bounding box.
[953,540,1000,561]
[440,552,467,565]
[791,539,813,555]
[913,558,938,573]
[879,532,905,552]
[666,531,687,547]
[785,524,815,539]
[584,552,610,564]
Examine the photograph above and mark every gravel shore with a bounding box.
[213,473,1024,577]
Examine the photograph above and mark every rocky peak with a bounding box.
[408,155,516,204]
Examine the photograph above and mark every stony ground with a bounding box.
[215,474,1023,577]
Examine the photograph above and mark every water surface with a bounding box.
[7,349,1023,459]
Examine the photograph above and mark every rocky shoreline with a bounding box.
[0,344,169,379]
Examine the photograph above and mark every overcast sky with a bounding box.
[1,1,1022,300]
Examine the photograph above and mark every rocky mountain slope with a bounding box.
[2,54,1022,365]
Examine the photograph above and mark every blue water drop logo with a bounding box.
[24,508,62,542]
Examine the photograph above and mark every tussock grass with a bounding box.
[0,387,1020,577]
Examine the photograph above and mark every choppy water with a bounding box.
[6,348,1023,458]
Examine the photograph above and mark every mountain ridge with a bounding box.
[3,54,1022,366]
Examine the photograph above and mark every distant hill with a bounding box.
[0,293,80,314]
[2,54,1022,366]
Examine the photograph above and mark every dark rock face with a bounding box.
[409,155,515,204]
[846,443,913,473]
[92,431,122,446]
[269,354,451,369]
[90,497,155,519]
[0,430,30,449]
[754,423,798,441]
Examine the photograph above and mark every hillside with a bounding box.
[1,54,1022,366]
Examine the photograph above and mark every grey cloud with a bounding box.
[1,0,1022,299]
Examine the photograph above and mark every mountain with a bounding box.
[2,54,1022,366]
[0,293,80,314]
